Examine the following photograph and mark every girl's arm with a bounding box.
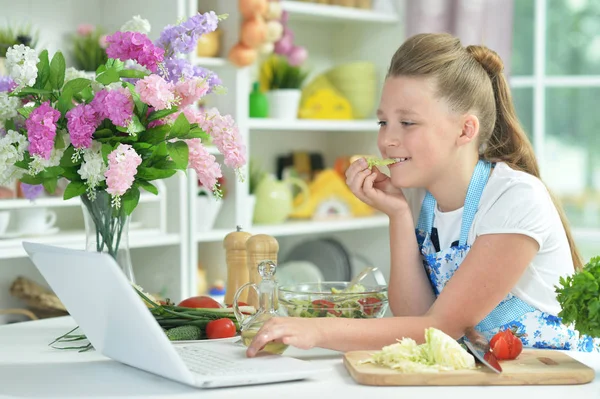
[387,211,436,316]
[314,233,539,352]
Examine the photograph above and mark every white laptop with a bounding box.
[23,242,330,389]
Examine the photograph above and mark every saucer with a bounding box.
[0,227,60,239]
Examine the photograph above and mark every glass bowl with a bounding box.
[278,282,388,318]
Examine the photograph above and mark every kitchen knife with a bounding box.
[464,327,503,373]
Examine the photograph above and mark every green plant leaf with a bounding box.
[125,83,148,119]
[106,58,125,72]
[181,127,210,140]
[139,124,169,144]
[64,181,87,200]
[167,141,189,169]
[169,113,190,139]
[61,166,82,181]
[49,51,66,90]
[42,176,59,194]
[101,143,113,164]
[42,166,64,178]
[63,78,91,95]
[122,186,140,216]
[136,167,177,181]
[128,114,145,134]
[119,69,149,79]
[19,174,43,185]
[17,106,35,119]
[33,49,50,90]
[18,87,52,95]
[96,67,120,85]
[93,128,113,139]
[137,179,159,195]
[147,107,179,122]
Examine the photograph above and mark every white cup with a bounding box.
[14,208,57,234]
[0,211,10,235]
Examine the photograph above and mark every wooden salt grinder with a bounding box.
[245,234,279,308]
[223,226,252,306]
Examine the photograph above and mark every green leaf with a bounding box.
[96,67,120,85]
[106,58,125,72]
[33,50,50,90]
[128,114,145,134]
[49,51,66,90]
[168,113,190,139]
[147,107,179,122]
[42,176,59,194]
[167,141,189,170]
[181,127,210,140]
[101,143,113,164]
[154,142,168,158]
[93,128,113,139]
[152,159,177,169]
[139,124,169,144]
[61,166,82,181]
[17,106,35,119]
[18,87,52,95]
[96,64,107,75]
[137,179,158,195]
[126,84,148,120]
[19,174,43,185]
[119,69,149,79]
[62,78,91,95]
[122,186,141,216]
[79,86,94,102]
[136,167,177,181]
[63,181,87,200]
[42,166,64,178]
[57,95,74,116]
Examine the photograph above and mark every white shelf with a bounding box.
[207,146,220,155]
[281,1,398,23]
[191,55,228,67]
[248,118,379,132]
[195,214,388,242]
[0,229,181,259]
[0,192,160,210]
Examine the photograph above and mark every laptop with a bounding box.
[23,242,330,389]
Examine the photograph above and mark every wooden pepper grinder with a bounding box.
[223,226,252,306]
[245,234,279,309]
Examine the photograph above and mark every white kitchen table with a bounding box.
[0,317,599,399]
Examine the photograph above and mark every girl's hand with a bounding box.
[345,158,409,217]
[245,317,322,357]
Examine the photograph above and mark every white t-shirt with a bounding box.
[403,162,574,315]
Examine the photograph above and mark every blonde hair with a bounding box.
[387,33,583,271]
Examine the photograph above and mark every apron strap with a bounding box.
[416,160,492,246]
[476,296,535,332]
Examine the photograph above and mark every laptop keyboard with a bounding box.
[175,345,259,376]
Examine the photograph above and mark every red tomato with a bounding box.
[178,295,222,309]
[312,299,341,317]
[206,318,237,339]
[490,328,523,360]
[358,297,382,316]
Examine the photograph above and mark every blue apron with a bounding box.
[415,160,600,352]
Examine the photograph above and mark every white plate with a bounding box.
[0,227,60,239]
[171,335,241,345]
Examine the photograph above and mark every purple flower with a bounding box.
[156,11,219,57]
[20,183,44,200]
[90,89,110,121]
[66,103,99,149]
[0,127,5,137]
[106,31,164,73]
[25,101,61,160]
[0,76,17,92]
[89,88,134,128]
[161,57,221,94]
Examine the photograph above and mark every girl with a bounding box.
[246,33,600,357]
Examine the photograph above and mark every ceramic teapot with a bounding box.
[253,174,309,224]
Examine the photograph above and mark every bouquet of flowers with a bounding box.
[0,12,246,280]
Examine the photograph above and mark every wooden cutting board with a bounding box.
[344,349,596,386]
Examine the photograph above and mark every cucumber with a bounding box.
[165,325,202,341]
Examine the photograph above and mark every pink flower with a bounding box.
[106,31,164,73]
[66,103,100,149]
[91,88,134,127]
[77,24,95,36]
[99,35,108,49]
[25,101,61,160]
[105,144,142,196]
[196,108,247,169]
[186,138,222,190]
[135,74,175,110]
[174,78,210,108]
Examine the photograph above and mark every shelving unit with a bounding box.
[280,1,399,23]
[248,118,379,132]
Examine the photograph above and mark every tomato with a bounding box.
[206,318,237,339]
[358,297,382,316]
[178,295,222,309]
[490,328,523,360]
[311,299,341,317]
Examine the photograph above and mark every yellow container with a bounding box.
[196,30,222,58]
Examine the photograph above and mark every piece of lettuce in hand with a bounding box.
[360,327,475,373]
[366,157,396,169]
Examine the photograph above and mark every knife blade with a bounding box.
[463,327,502,373]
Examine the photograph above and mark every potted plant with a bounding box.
[0,24,38,75]
[69,24,109,72]
[260,54,308,120]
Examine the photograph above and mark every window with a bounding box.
[511,0,600,261]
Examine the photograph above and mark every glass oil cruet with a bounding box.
[233,259,288,354]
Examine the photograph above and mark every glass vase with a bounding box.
[80,191,135,283]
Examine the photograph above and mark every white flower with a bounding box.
[64,67,93,85]
[0,129,28,185]
[0,92,20,120]
[28,130,69,176]
[78,140,107,190]
[121,15,151,35]
[5,44,39,91]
